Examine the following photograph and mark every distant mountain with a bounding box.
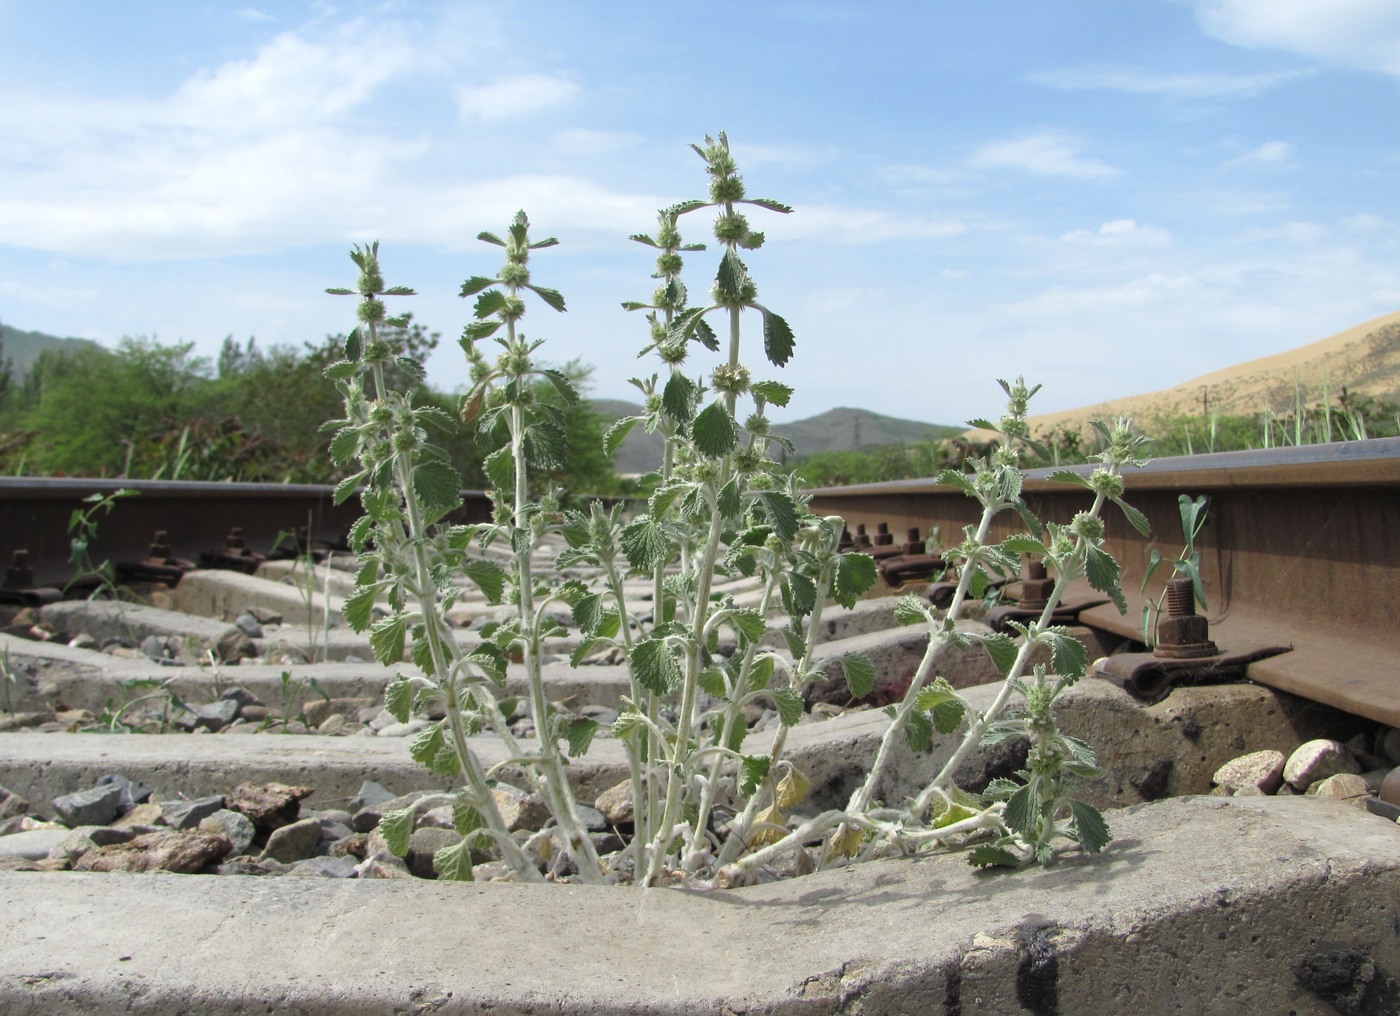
[0,323,102,379]
[593,400,962,475]
[1009,309,1400,438]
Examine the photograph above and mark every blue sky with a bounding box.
[3,1,1400,426]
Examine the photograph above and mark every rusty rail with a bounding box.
[0,478,495,592]
[809,438,1400,728]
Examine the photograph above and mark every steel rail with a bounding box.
[809,438,1400,728]
[0,477,494,590]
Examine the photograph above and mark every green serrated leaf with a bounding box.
[968,844,1023,869]
[621,517,674,572]
[1044,627,1089,679]
[771,688,804,727]
[414,461,463,513]
[739,755,771,796]
[368,614,407,665]
[342,585,379,633]
[564,717,598,757]
[1002,533,1047,557]
[930,698,965,734]
[630,637,682,695]
[1068,799,1111,853]
[978,632,1020,678]
[604,416,639,458]
[833,552,878,609]
[784,571,817,619]
[758,306,795,368]
[698,667,728,698]
[328,427,360,465]
[461,559,507,604]
[1084,545,1126,613]
[661,372,697,423]
[1113,496,1151,537]
[409,723,445,766]
[453,802,484,836]
[611,711,644,740]
[716,476,741,518]
[433,840,474,881]
[333,471,365,506]
[841,653,877,699]
[782,627,807,660]
[692,402,737,456]
[728,608,767,643]
[384,675,413,723]
[750,380,793,406]
[378,807,413,857]
[1004,782,1039,838]
[914,676,958,712]
[529,285,567,313]
[755,490,799,542]
[903,709,935,753]
[894,593,931,626]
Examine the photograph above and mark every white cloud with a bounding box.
[1238,221,1327,244]
[1192,0,1400,76]
[778,205,966,244]
[1342,213,1385,231]
[1029,65,1312,100]
[234,8,275,23]
[455,74,578,121]
[1060,218,1172,247]
[967,131,1119,180]
[1005,272,1199,318]
[1222,140,1294,168]
[551,129,637,155]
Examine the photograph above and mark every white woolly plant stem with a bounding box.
[642,487,724,887]
[910,488,1108,818]
[713,536,839,869]
[366,349,538,882]
[682,569,778,871]
[506,392,603,883]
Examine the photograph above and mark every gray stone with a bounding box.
[490,784,551,833]
[233,614,265,639]
[198,810,256,856]
[353,853,412,878]
[217,686,263,714]
[576,804,607,833]
[189,699,239,732]
[73,829,231,873]
[139,635,170,662]
[1212,750,1285,795]
[260,818,322,864]
[351,780,397,812]
[52,783,125,827]
[0,784,29,820]
[159,795,225,831]
[0,827,70,860]
[94,774,152,813]
[376,719,430,738]
[406,827,461,878]
[286,855,358,878]
[225,782,313,830]
[1307,772,1371,807]
[1284,739,1361,790]
[215,629,257,663]
[350,791,455,834]
[1379,726,1400,765]
[48,826,133,863]
[594,780,634,826]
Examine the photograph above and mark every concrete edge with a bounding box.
[0,796,1396,1014]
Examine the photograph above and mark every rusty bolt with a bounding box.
[226,527,247,553]
[5,549,34,590]
[838,527,854,552]
[148,530,172,561]
[902,527,926,556]
[1154,577,1218,659]
[873,522,894,547]
[853,524,872,550]
[1017,558,1055,610]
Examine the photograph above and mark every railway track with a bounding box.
[1,445,1397,1012]
[809,436,1400,729]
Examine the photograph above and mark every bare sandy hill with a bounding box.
[1019,309,1400,437]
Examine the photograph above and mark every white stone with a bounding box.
[1283,739,1360,790]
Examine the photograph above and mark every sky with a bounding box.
[3,0,1400,427]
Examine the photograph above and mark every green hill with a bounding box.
[594,400,962,475]
[0,323,102,379]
